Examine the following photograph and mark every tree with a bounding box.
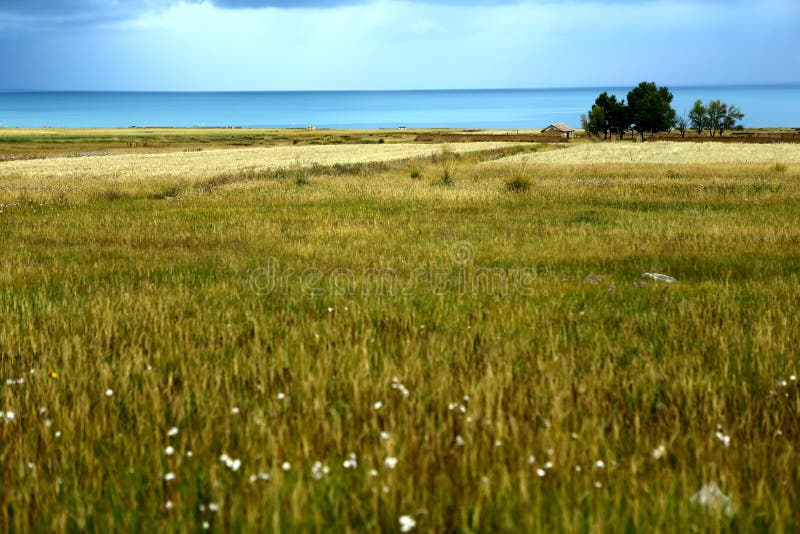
[693,100,745,137]
[719,104,744,137]
[581,105,605,136]
[706,100,725,137]
[688,99,707,135]
[626,82,676,141]
[593,92,615,139]
[676,114,688,138]
[585,91,631,140]
[607,98,631,140]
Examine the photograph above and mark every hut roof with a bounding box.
[543,123,575,133]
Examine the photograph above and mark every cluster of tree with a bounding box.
[582,82,744,140]
[582,82,676,141]
[687,99,744,137]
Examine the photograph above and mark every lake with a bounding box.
[0,85,797,129]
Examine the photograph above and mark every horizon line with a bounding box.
[1,82,799,94]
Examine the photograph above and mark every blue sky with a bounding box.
[1,0,798,90]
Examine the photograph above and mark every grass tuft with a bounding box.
[504,172,532,193]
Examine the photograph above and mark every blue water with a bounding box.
[0,85,797,129]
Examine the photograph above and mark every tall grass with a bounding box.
[0,141,799,531]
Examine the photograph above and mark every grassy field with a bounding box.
[0,128,424,159]
[498,141,800,164]
[1,136,799,532]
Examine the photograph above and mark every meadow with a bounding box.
[1,135,799,532]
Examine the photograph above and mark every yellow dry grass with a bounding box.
[494,141,800,165]
[0,142,521,187]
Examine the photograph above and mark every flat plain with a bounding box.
[1,133,799,532]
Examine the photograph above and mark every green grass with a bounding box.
[0,145,799,532]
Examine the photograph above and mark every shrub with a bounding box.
[505,173,531,193]
[439,166,454,186]
[293,167,311,186]
[409,168,421,180]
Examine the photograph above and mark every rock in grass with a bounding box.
[690,482,736,518]
[643,272,677,284]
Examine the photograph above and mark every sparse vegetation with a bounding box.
[1,136,799,532]
[769,161,788,173]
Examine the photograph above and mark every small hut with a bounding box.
[541,123,575,139]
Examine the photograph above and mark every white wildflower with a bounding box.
[399,515,416,532]
[380,431,390,440]
[715,431,731,447]
[384,457,398,469]
[165,446,175,456]
[105,389,114,397]
[164,500,174,510]
[343,453,358,469]
[167,427,179,437]
[595,460,605,469]
[281,461,291,472]
[311,461,329,480]
[652,444,667,460]
[164,472,176,481]
[373,401,383,410]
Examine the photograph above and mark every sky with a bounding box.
[0,0,798,91]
